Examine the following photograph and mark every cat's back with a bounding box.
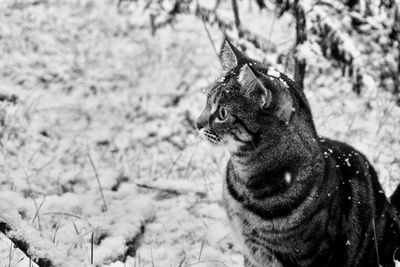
[319,137,400,267]
[319,137,369,178]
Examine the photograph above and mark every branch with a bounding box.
[133,182,181,196]
[0,221,56,267]
[195,6,275,53]
[0,203,79,267]
[133,1,276,54]
[198,9,220,62]
[231,0,241,36]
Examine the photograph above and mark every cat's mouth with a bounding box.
[198,128,255,154]
[198,128,223,145]
[198,129,243,153]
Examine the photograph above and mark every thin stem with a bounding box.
[88,153,108,212]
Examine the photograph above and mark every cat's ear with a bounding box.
[238,64,294,124]
[220,40,246,72]
[238,64,273,109]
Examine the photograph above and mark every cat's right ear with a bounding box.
[220,40,245,72]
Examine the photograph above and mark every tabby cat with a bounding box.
[196,40,400,267]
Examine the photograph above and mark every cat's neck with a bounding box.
[230,129,321,182]
[230,142,291,180]
[226,132,326,221]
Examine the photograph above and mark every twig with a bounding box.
[165,151,184,179]
[178,257,186,267]
[133,182,181,196]
[91,232,94,264]
[197,1,220,62]
[231,0,241,36]
[72,221,80,235]
[87,153,108,212]
[267,6,277,45]
[195,5,275,53]
[32,196,46,224]
[52,223,61,244]
[197,240,205,261]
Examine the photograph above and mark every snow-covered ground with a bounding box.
[0,1,399,266]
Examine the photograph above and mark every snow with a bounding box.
[296,40,323,65]
[1,0,400,266]
[267,68,281,78]
[344,158,351,167]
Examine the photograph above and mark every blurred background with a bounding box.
[0,0,399,266]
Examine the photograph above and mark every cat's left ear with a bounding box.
[238,64,273,109]
[238,64,294,124]
[220,40,246,72]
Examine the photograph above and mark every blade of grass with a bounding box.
[87,153,108,212]
[32,196,46,224]
[197,240,205,261]
[91,232,94,264]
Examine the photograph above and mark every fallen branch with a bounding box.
[133,180,207,199]
[0,222,54,267]
[133,182,181,196]
[0,203,80,267]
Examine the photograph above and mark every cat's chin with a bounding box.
[198,130,241,153]
[222,136,241,154]
[201,135,237,153]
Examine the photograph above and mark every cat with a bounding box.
[196,40,400,267]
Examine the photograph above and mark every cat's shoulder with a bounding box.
[318,136,373,179]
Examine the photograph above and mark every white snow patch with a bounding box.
[267,68,280,78]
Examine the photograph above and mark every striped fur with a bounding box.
[196,42,400,267]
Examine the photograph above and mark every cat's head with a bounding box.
[196,40,310,153]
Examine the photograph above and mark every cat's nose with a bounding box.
[196,121,204,130]
[196,109,209,130]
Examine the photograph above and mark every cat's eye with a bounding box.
[217,107,228,121]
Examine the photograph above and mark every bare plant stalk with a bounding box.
[91,232,94,264]
[196,0,220,63]
[32,196,46,224]
[231,0,241,37]
[294,0,307,88]
[200,14,220,62]
[198,239,205,261]
[88,153,108,212]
